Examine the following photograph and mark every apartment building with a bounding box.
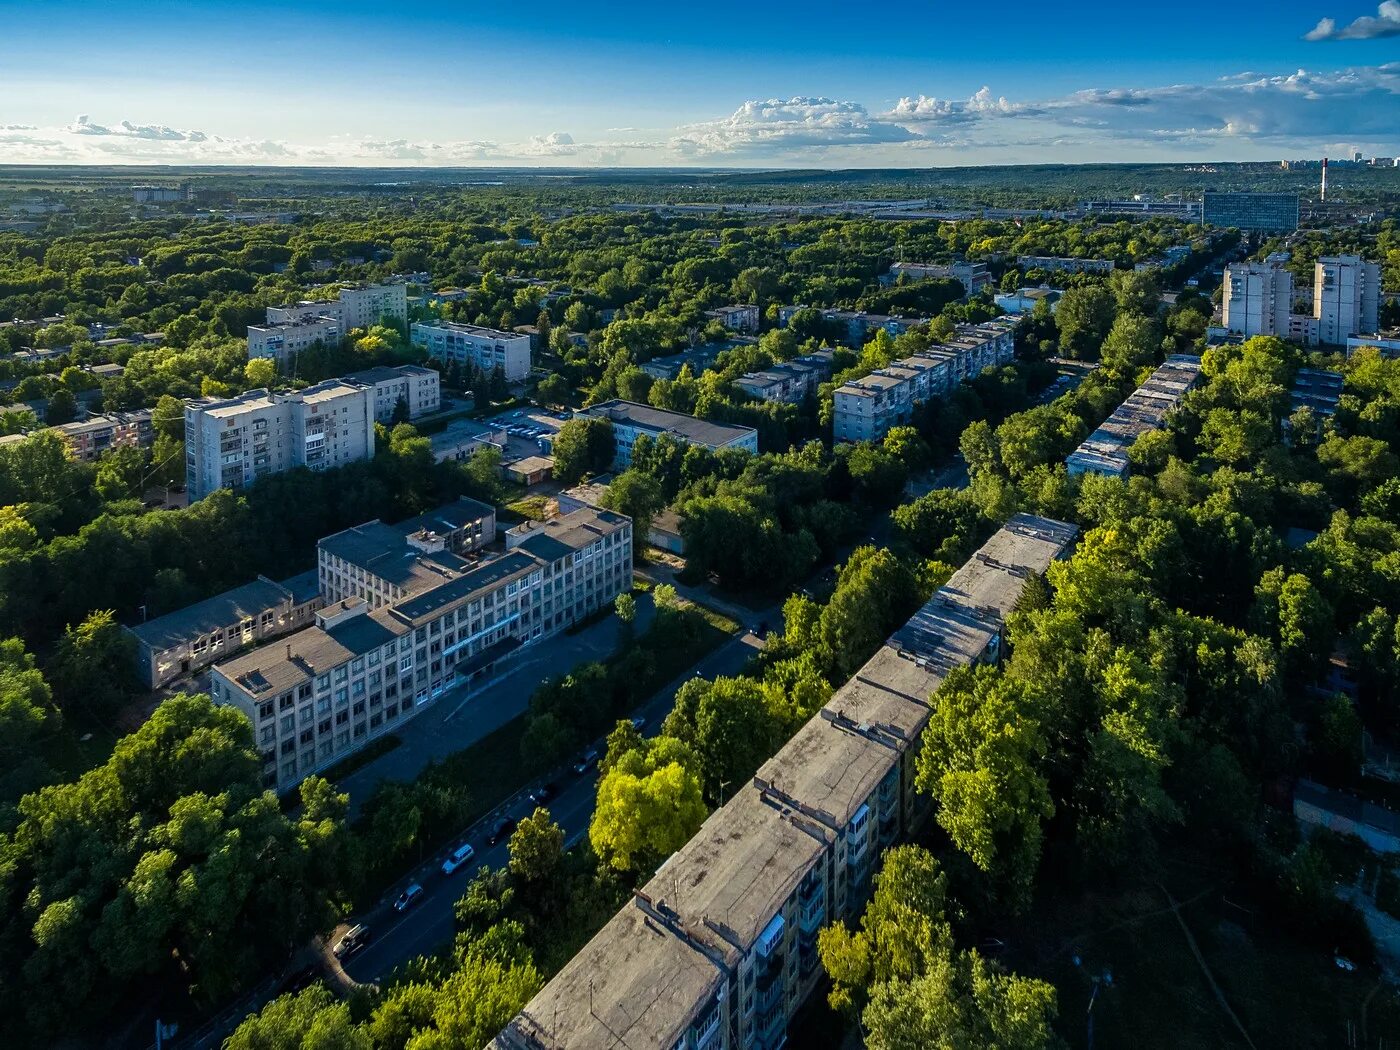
[210,504,632,793]
[887,260,992,296]
[343,364,441,422]
[704,304,760,333]
[1315,255,1381,346]
[246,317,341,369]
[1221,261,1293,339]
[127,571,322,689]
[184,380,375,501]
[409,320,533,382]
[831,319,1018,443]
[1065,355,1202,479]
[1347,329,1400,358]
[490,513,1078,1050]
[819,309,931,344]
[580,399,759,467]
[318,497,497,609]
[734,352,834,404]
[52,409,153,462]
[1290,368,1344,418]
[266,282,407,331]
[639,344,726,381]
[1017,255,1115,275]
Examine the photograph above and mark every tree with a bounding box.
[664,675,778,803]
[1100,312,1161,375]
[47,609,135,716]
[590,739,707,872]
[536,372,571,405]
[1109,267,1161,317]
[0,636,56,817]
[600,469,663,547]
[915,666,1054,908]
[1055,286,1115,360]
[508,807,565,890]
[552,417,614,484]
[45,388,78,426]
[94,444,147,502]
[244,357,278,389]
[225,985,370,1050]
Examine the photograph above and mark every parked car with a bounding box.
[630,715,647,731]
[572,748,599,775]
[441,842,476,875]
[487,818,518,846]
[528,781,558,805]
[333,924,371,959]
[393,883,424,912]
[277,965,322,994]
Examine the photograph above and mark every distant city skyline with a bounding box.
[3,0,1400,167]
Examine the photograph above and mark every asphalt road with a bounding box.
[340,626,767,983]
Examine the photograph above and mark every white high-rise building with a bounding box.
[184,380,376,501]
[1221,261,1293,339]
[1314,255,1381,346]
[246,317,341,368]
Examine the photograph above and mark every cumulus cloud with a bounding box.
[66,114,208,141]
[886,87,1033,125]
[671,97,920,157]
[1306,2,1400,40]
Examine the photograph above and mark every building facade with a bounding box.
[1221,261,1293,339]
[579,399,760,467]
[734,352,833,404]
[184,381,376,501]
[887,260,992,296]
[704,304,760,333]
[1202,192,1300,233]
[246,317,342,369]
[344,364,441,422]
[1017,255,1115,275]
[489,513,1078,1050]
[127,572,322,689]
[209,505,632,793]
[1314,255,1381,346]
[410,321,533,382]
[265,283,406,332]
[831,318,1017,443]
[52,409,154,462]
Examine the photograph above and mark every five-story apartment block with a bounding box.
[410,320,533,382]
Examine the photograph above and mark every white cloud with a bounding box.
[886,87,1032,125]
[670,97,920,157]
[1306,2,1400,40]
[65,113,208,142]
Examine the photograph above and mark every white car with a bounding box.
[441,842,476,876]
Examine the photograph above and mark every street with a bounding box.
[339,626,766,983]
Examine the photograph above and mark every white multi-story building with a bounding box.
[265,283,407,332]
[1314,255,1381,346]
[734,351,835,404]
[209,505,632,793]
[1018,255,1115,275]
[1347,329,1400,358]
[1221,261,1294,339]
[489,513,1078,1050]
[184,380,375,501]
[246,317,342,369]
[410,321,533,382]
[888,260,992,297]
[579,400,760,467]
[704,304,760,333]
[831,318,1018,443]
[344,364,441,423]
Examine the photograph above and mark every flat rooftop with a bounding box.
[492,901,724,1050]
[414,320,525,341]
[217,604,409,697]
[319,520,469,592]
[584,400,756,448]
[389,550,540,625]
[129,577,291,652]
[344,364,437,386]
[758,514,1077,828]
[513,506,629,563]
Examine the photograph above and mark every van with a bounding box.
[333,924,371,959]
[441,842,477,875]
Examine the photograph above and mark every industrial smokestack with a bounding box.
[1321,157,1328,202]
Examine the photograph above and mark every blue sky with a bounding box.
[2,0,1399,166]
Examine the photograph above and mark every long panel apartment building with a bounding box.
[1065,355,1202,479]
[490,513,1078,1050]
[184,380,375,500]
[52,409,154,462]
[246,316,342,369]
[210,502,632,792]
[342,364,441,423]
[410,320,533,382]
[832,318,1018,443]
[580,399,760,467]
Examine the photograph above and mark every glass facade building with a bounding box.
[1202,192,1300,233]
